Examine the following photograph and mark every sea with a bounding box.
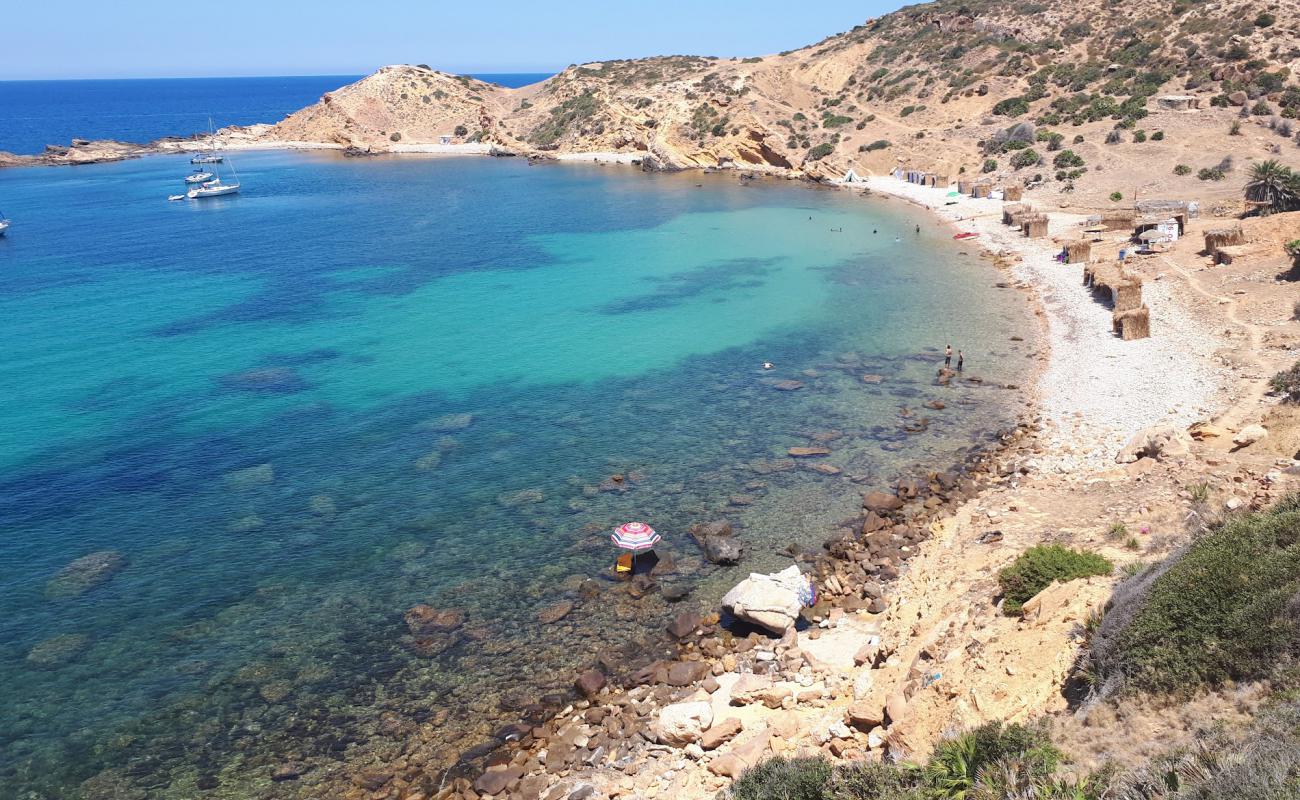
[0,73,551,155]
[0,79,1038,799]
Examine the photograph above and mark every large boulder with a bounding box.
[656,700,713,746]
[1115,426,1193,463]
[45,551,126,599]
[1232,424,1268,448]
[690,520,743,565]
[862,491,903,515]
[721,564,807,634]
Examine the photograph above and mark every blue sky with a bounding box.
[0,0,908,80]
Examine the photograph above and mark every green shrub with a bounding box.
[1133,129,1147,143]
[1272,361,1300,401]
[1173,164,1192,175]
[1010,149,1041,169]
[807,143,835,160]
[1053,149,1085,169]
[983,158,998,173]
[1256,11,1276,26]
[1198,167,1226,181]
[1253,100,1275,116]
[732,757,832,800]
[993,96,1031,117]
[998,545,1112,615]
[822,114,853,128]
[1109,191,1124,202]
[861,139,891,152]
[1151,130,1165,141]
[453,124,468,137]
[1089,494,1300,694]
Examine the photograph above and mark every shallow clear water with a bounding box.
[0,152,1037,797]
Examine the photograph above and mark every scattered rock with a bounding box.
[667,612,701,639]
[537,600,574,624]
[701,717,744,750]
[575,669,606,698]
[1232,424,1268,449]
[788,446,831,458]
[404,605,466,635]
[271,763,304,782]
[862,491,903,515]
[1115,426,1192,463]
[656,700,713,745]
[772,380,804,391]
[474,766,523,796]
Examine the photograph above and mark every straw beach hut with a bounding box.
[1022,215,1049,238]
[1065,241,1092,264]
[1114,307,1151,340]
[1203,224,1246,256]
[1003,185,1023,201]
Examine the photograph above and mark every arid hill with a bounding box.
[262,0,1300,203]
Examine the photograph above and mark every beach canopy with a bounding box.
[611,521,661,551]
[946,191,961,197]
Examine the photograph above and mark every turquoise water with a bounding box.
[0,152,1037,797]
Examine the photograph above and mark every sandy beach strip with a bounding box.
[860,175,1227,473]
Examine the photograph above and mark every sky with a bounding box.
[0,0,908,80]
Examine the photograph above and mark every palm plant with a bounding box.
[1244,159,1300,213]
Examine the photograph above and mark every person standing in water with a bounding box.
[957,350,964,371]
[944,344,953,367]
[915,224,921,235]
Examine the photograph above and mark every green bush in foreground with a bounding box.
[999,545,1112,616]
[1089,494,1300,695]
[731,757,833,800]
[1272,361,1300,401]
[734,722,1079,800]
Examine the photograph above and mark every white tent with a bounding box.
[842,168,867,184]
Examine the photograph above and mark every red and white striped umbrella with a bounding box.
[610,521,661,552]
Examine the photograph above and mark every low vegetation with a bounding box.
[733,722,1076,800]
[1271,361,1300,401]
[998,545,1111,616]
[1085,494,1300,695]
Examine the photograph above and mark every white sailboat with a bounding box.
[186,118,241,199]
[190,118,225,164]
[0,216,9,237]
[184,170,215,184]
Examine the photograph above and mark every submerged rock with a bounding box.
[420,412,475,432]
[217,366,310,394]
[404,604,466,636]
[788,446,831,458]
[45,551,125,599]
[536,600,574,624]
[26,633,91,667]
[497,488,545,507]
[222,463,274,491]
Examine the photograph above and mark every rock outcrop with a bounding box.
[720,565,807,634]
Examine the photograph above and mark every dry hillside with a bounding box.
[262,0,1300,202]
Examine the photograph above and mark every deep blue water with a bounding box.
[0,151,1038,798]
[0,73,551,155]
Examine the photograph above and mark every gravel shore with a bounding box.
[861,175,1228,472]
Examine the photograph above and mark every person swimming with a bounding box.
[762,362,774,370]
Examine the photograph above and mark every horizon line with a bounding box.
[0,68,563,83]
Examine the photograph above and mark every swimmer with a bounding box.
[762,362,774,370]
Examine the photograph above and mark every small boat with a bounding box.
[0,217,9,237]
[184,171,215,184]
[188,179,240,198]
[167,194,186,202]
[953,232,980,240]
[190,117,225,164]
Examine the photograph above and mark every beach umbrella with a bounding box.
[946,190,961,197]
[611,521,661,551]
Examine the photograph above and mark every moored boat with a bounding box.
[188,179,240,198]
[184,171,215,184]
[190,154,224,165]
[0,218,9,237]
